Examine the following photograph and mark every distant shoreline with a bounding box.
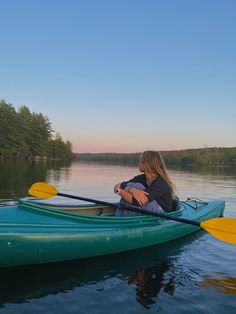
[75,147,236,167]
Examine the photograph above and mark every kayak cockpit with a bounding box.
[19,198,116,216]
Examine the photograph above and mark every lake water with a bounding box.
[0,160,236,313]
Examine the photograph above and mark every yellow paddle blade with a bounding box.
[28,182,58,198]
[201,218,236,245]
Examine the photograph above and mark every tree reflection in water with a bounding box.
[126,260,175,309]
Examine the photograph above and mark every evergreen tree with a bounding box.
[0,100,73,160]
[0,100,21,158]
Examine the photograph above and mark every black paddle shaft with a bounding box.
[58,192,201,227]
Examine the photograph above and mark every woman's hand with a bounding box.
[129,188,149,206]
[114,183,121,193]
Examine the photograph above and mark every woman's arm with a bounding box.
[115,187,149,206]
[129,188,149,205]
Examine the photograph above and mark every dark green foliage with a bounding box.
[76,148,236,167]
[48,134,74,160]
[76,153,141,165]
[0,100,73,160]
[0,102,21,158]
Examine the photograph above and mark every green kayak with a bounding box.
[0,198,225,267]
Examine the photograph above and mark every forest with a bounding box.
[76,147,236,167]
[0,100,73,160]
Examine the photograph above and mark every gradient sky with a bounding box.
[0,0,235,153]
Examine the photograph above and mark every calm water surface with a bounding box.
[0,160,236,313]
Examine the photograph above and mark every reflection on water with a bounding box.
[167,164,236,179]
[201,274,236,295]
[1,160,236,203]
[0,160,73,199]
[126,261,175,309]
[0,232,201,308]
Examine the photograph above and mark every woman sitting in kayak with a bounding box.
[114,150,179,216]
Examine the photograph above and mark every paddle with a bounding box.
[28,182,236,245]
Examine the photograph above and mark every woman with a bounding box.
[114,150,179,216]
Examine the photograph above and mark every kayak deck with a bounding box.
[0,197,224,230]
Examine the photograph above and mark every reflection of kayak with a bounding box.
[0,198,225,267]
[0,236,193,306]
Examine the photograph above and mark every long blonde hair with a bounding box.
[140,150,175,198]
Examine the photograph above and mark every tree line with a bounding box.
[0,100,73,160]
[76,147,236,167]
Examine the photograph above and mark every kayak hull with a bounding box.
[0,198,225,267]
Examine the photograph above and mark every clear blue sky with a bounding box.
[1,0,235,152]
